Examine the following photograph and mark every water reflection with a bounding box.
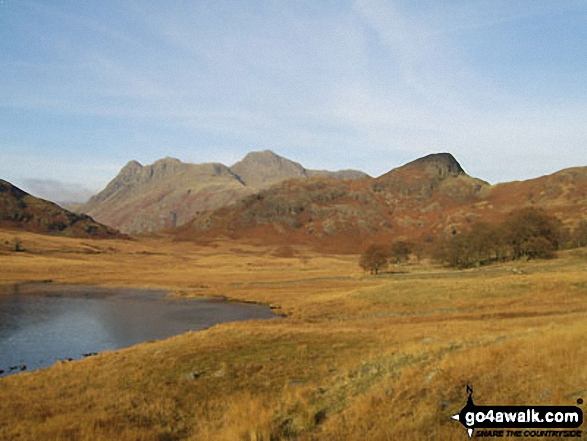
[0,284,274,375]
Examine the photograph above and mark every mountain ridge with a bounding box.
[78,150,368,233]
[173,155,587,253]
[6,150,586,251]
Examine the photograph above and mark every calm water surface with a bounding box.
[0,283,275,375]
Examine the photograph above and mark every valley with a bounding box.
[0,229,585,440]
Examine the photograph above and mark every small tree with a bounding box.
[573,220,587,248]
[442,233,474,268]
[502,207,562,260]
[359,244,390,275]
[390,240,412,264]
[525,236,556,259]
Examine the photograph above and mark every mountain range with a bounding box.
[77,150,368,233]
[2,150,585,251]
[172,153,587,252]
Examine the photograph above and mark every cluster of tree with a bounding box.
[572,220,587,248]
[359,208,587,273]
[359,241,413,275]
[434,207,568,268]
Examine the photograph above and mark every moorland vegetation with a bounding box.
[1,230,587,440]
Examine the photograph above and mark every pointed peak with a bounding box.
[403,153,465,177]
[231,150,305,173]
[376,152,469,183]
[122,160,143,170]
[117,160,143,180]
[235,150,284,164]
[231,150,306,188]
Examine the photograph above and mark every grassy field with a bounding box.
[0,229,586,440]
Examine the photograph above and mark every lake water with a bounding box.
[0,283,275,375]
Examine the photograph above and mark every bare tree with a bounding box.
[573,220,587,248]
[390,240,412,264]
[359,244,390,275]
[438,207,563,268]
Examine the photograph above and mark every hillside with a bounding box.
[78,151,367,234]
[0,179,124,238]
[486,166,587,224]
[174,153,587,253]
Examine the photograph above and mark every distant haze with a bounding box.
[20,179,95,205]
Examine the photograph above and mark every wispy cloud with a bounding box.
[342,0,587,180]
[1,0,586,186]
[417,1,587,37]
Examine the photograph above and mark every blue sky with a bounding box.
[1,0,586,202]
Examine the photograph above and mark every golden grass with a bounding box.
[0,229,586,440]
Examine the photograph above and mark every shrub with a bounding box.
[13,237,23,252]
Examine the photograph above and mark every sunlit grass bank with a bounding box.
[0,230,586,440]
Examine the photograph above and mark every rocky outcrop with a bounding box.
[400,152,465,178]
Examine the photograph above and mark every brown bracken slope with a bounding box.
[173,153,587,253]
[0,179,125,238]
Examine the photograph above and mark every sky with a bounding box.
[1,0,587,202]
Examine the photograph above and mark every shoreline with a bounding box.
[0,282,278,376]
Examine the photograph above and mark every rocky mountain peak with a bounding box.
[377,152,467,183]
[402,153,466,178]
[146,157,184,180]
[235,150,303,170]
[115,160,143,182]
[231,150,306,188]
[122,159,143,170]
